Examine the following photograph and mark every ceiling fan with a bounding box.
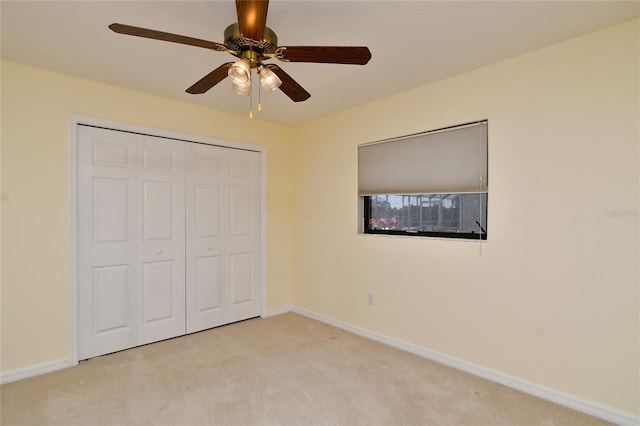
[109,0,372,106]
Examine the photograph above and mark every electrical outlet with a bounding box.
[368,293,374,305]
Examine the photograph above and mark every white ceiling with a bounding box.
[2,1,638,125]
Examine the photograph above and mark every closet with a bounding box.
[77,125,261,360]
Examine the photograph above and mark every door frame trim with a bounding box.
[68,114,268,364]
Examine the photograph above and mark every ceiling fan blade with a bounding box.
[186,63,234,94]
[276,46,371,65]
[109,23,228,52]
[265,64,310,102]
[236,0,269,41]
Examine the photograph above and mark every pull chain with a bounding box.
[258,77,263,112]
[249,68,254,119]
[249,47,254,119]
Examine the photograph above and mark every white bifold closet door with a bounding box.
[185,143,261,333]
[77,126,260,360]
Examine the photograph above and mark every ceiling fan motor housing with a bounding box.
[224,23,278,67]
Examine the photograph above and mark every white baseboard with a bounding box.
[263,305,294,317]
[292,306,640,426]
[0,359,76,385]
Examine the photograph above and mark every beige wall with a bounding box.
[1,62,295,371]
[1,18,638,417]
[292,20,639,415]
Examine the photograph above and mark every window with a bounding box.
[364,193,487,239]
[358,121,488,240]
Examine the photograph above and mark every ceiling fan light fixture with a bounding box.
[232,80,251,96]
[228,59,251,84]
[259,67,282,93]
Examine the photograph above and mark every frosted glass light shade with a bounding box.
[228,59,250,84]
[232,80,251,96]
[259,67,282,93]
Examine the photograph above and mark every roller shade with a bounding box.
[358,121,487,195]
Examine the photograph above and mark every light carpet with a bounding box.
[1,313,609,425]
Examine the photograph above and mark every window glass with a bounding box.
[364,193,487,239]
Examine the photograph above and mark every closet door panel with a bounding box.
[186,144,228,332]
[94,265,131,331]
[196,184,221,238]
[142,181,175,240]
[137,135,186,344]
[78,126,138,360]
[229,252,253,304]
[226,149,261,323]
[193,183,224,314]
[195,255,223,311]
[229,185,252,236]
[94,178,129,242]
